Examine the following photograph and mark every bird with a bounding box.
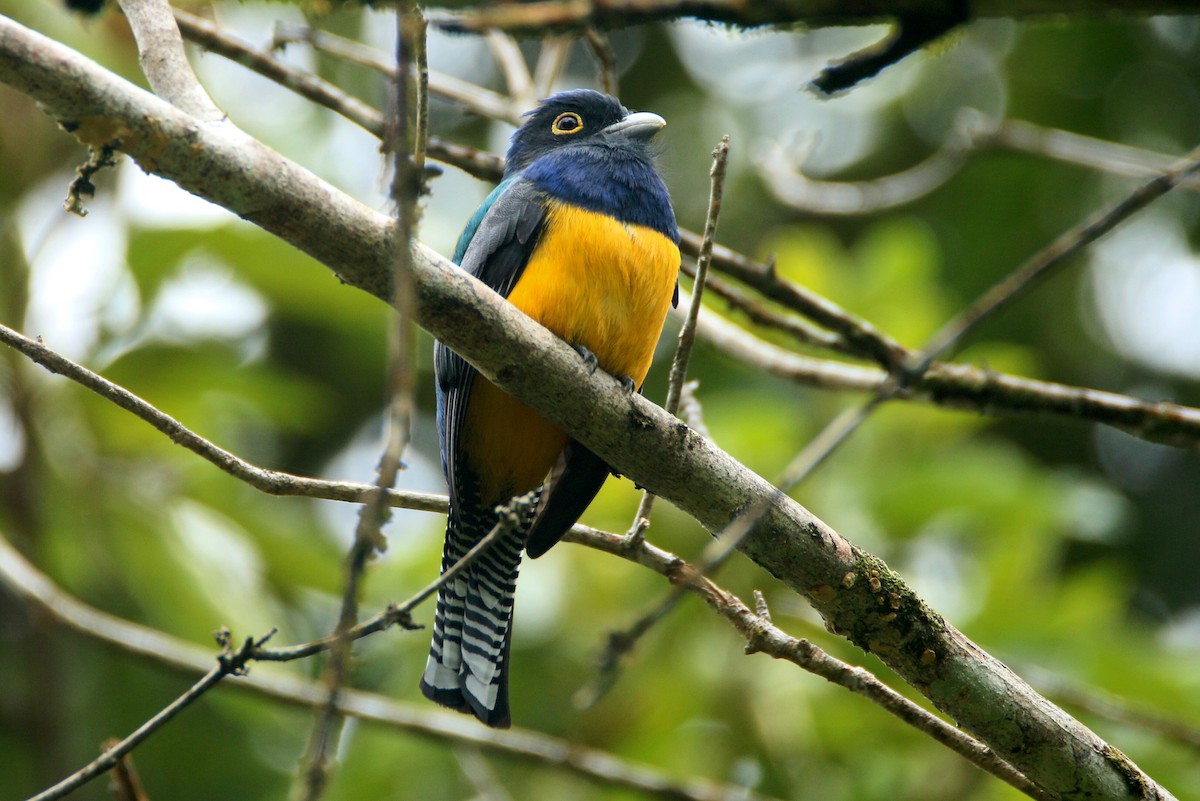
[420,89,680,728]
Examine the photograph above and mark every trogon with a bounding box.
[420,90,680,728]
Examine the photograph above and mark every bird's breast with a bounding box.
[461,199,679,506]
[507,200,680,385]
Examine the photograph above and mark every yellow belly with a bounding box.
[464,201,680,506]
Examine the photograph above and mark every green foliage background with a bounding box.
[1,3,1199,800]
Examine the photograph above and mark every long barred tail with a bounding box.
[420,493,537,728]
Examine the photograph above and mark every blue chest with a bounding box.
[523,147,678,243]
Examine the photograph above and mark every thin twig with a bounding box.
[270,23,522,124]
[174,8,386,137]
[0,322,448,511]
[663,138,729,426]
[598,142,883,704]
[700,135,1200,620]
[757,134,969,215]
[683,135,1200,617]
[915,139,1200,371]
[26,631,271,801]
[760,113,1200,217]
[623,137,730,551]
[679,260,850,353]
[591,135,1200,715]
[678,230,911,371]
[258,493,537,666]
[0,20,1176,796]
[176,9,519,168]
[688,306,1200,447]
[967,113,1200,191]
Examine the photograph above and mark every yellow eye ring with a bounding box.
[551,112,584,135]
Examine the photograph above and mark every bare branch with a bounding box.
[486,31,533,109]
[0,321,447,511]
[297,10,429,794]
[0,502,1045,801]
[760,113,1200,217]
[26,630,270,801]
[173,8,386,137]
[967,113,1200,190]
[678,230,912,371]
[679,261,849,352]
[118,0,223,121]
[690,309,1200,446]
[531,34,571,99]
[177,9,524,174]
[565,528,1040,796]
[270,22,523,124]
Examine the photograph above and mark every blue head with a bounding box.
[504,90,666,177]
[507,90,677,241]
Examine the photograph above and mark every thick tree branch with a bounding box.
[0,16,1176,799]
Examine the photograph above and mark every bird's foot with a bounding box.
[571,343,599,374]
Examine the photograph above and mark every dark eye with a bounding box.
[551,112,583,135]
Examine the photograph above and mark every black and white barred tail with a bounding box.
[420,492,538,728]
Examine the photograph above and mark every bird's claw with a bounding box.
[571,343,600,374]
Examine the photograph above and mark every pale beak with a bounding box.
[602,111,666,141]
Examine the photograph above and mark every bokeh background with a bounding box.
[2,3,1199,799]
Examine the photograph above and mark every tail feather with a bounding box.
[421,496,534,729]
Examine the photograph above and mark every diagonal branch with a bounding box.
[25,630,272,801]
[689,309,1200,447]
[0,321,448,512]
[915,139,1200,368]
